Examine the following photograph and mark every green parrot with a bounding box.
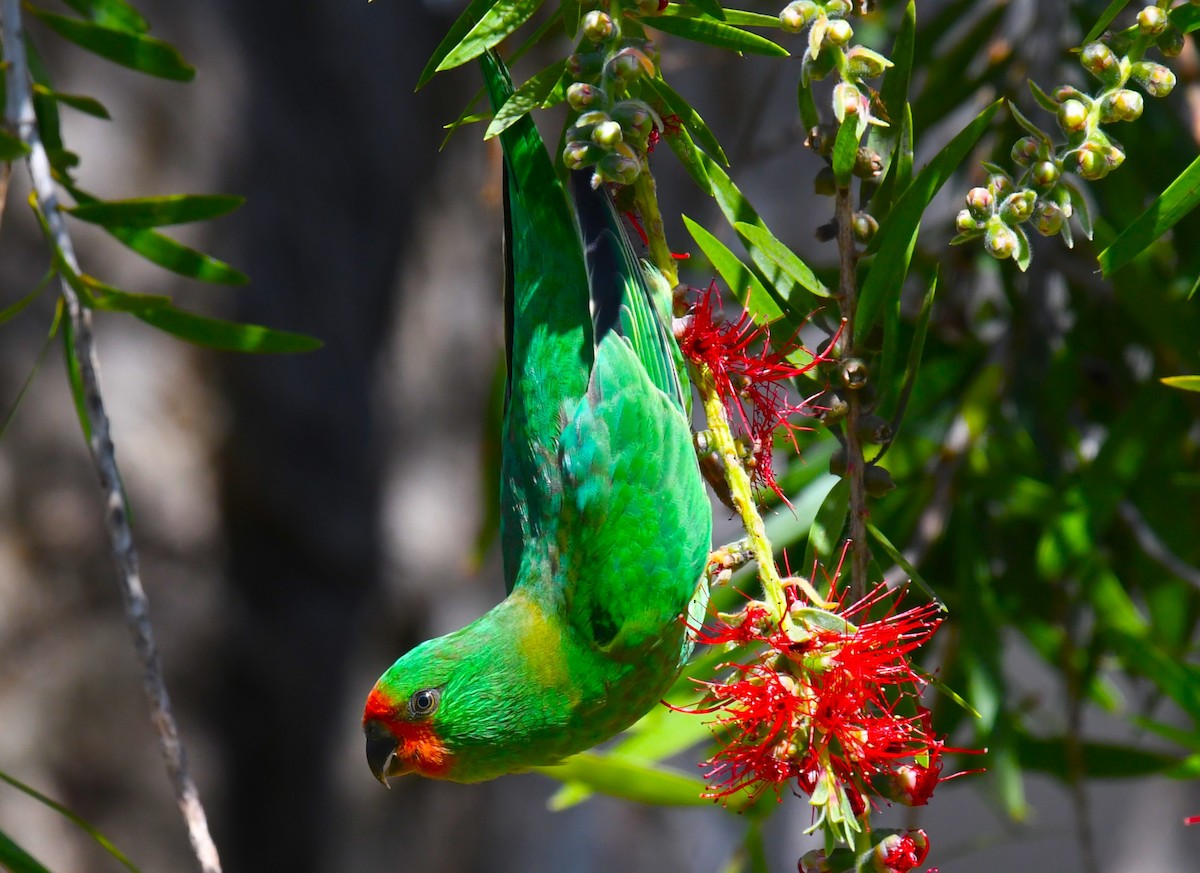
[362,54,712,784]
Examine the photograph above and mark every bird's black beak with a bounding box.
[364,720,400,788]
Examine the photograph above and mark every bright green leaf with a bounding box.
[1098,151,1200,275]
[435,0,546,74]
[647,14,788,56]
[1161,375,1200,392]
[32,84,111,120]
[682,214,778,319]
[0,830,53,873]
[60,0,149,34]
[27,9,193,81]
[66,194,244,228]
[484,59,568,139]
[732,222,828,298]
[105,226,248,284]
[132,306,323,354]
[1084,0,1133,45]
[0,129,31,161]
[832,117,859,188]
[644,76,728,165]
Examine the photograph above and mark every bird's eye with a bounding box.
[408,688,441,718]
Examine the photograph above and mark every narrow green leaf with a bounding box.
[1161,375,1200,392]
[0,771,141,873]
[647,15,788,56]
[66,194,244,228]
[644,76,728,165]
[660,3,784,27]
[1062,178,1093,240]
[662,0,726,22]
[484,58,567,139]
[1098,151,1200,275]
[106,226,248,284]
[1027,79,1060,114]
[0,268,56,326]
[682,214,779,320]
[796,79,820,135]
[60,0,149,34]
[32,84,111,119]
[732,222,828,298]
[1016,733,1177,780]
[1083,0,1133,45]
[536,752,758,810]
[0,129,31,160]
[832,117,859,188]
[133,306,323,354]
[802,479,849,587]
[435,0,546,74]
[419,0,499,88]
[663,123,713,194]
[80,275,172,313]
[27,9,194,81]
[1171,3,1200,34]
[858,99,1001,338]
[1008,100,1052,151]
[866,523,938,600]
[0,306,58,443]
[0,830,53,873]
[562,0,581,38]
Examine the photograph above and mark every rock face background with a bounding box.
[1,2,1197,872]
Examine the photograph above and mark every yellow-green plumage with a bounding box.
[362,53,712,784]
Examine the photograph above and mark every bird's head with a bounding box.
[362,638,463,786]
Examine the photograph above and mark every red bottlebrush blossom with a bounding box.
[647,112,683,153]
[873,829,930,872]
[682,566,966,834]
[676,282,832,498]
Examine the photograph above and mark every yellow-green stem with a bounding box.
[631,169,678,286]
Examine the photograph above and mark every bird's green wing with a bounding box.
[481,53,592,593]
[556,175,712,660]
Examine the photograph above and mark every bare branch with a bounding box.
[0,5,221,872]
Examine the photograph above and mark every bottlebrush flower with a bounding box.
[676,282,832,498]
[682,560,965,847]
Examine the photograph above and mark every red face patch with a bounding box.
[363,687,453,778]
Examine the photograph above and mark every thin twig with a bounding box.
[0,5,221,872]
[834,183,868,598]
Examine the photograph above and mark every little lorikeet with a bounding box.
[362,53,712,784]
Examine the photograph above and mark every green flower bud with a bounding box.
[1079,41,1119,82]
[581,10,614,43]
[826,18,854,47]
[591,119,623,147]
[840,358,869,390]
[1052,85,1089,104]
[1066,142,1111,180]
[1033,200,1065,237]
[999,189,1036,224]
[956,209,981,234]
[984,221,1018,259]
[779,0,819,33]
[1101,88,1143,123]
[864,464,895,497]
[986,173,1014,198]
[1131,61,1176,97]
[1029,160,1060,191]
[610,100,657,141]
[1158,26,1185,58]
[606,47,655,85]
[845,45,893,80]
[825,0,852,17]
[1137,5,1168,36]
[966,186,994,219]
[1057,98,1089,134]
[567,50,606,80]
[832,81,863,123]
[852,211,879,243]
[1011,135,1040,166]
[563,140,603,170]
[854,146,883,178]
[566,82,605,112]
[597,142,641,185]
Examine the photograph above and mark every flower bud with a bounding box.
[566,109,609,143]
[829,447,848,477]
[566,82,605,112]
[1052,84,1088,104]
[606,47,655,85]
[840,358,869,390]
[1065,143,1108,180]
[825,0,852,16]
[1033,200,1065,237]
[999,189,1036,224]
[1057,98,1089,134]
[563,140,603,170]
[1010,135,1039,166]
[1030,160,1060,190]
[1137,5,1168,36]
[597,142,641,185]
[814,165,837,196]
[832,82,864,123]
[984,221,1018,259]
[845,45,893,80]
[567,50,606,80]
[872,830,929,873]
[1131,60,1176,97]
[825,18,854,47]
[1101,88,1143,123]
[581,10,614,43]
[1157,26,1185,58]
[591,119,624,147]
[966,186,994,219]
[986,173,1014,198]
[780,0,819,33]
[610,99,657,141]
[854,146,884,178]
[864,464,895,497]
[852,211,879,243]
[956,209,981,234]
[856,413,892,444]
[1079,41,1119,82]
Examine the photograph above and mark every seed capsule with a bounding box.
[840,358,869,390]
[864,464,895,497]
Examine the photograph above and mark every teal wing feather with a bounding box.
[480,53,592,594]
[557,174,712,660]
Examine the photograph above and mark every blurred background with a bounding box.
[1,1,1199,871]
